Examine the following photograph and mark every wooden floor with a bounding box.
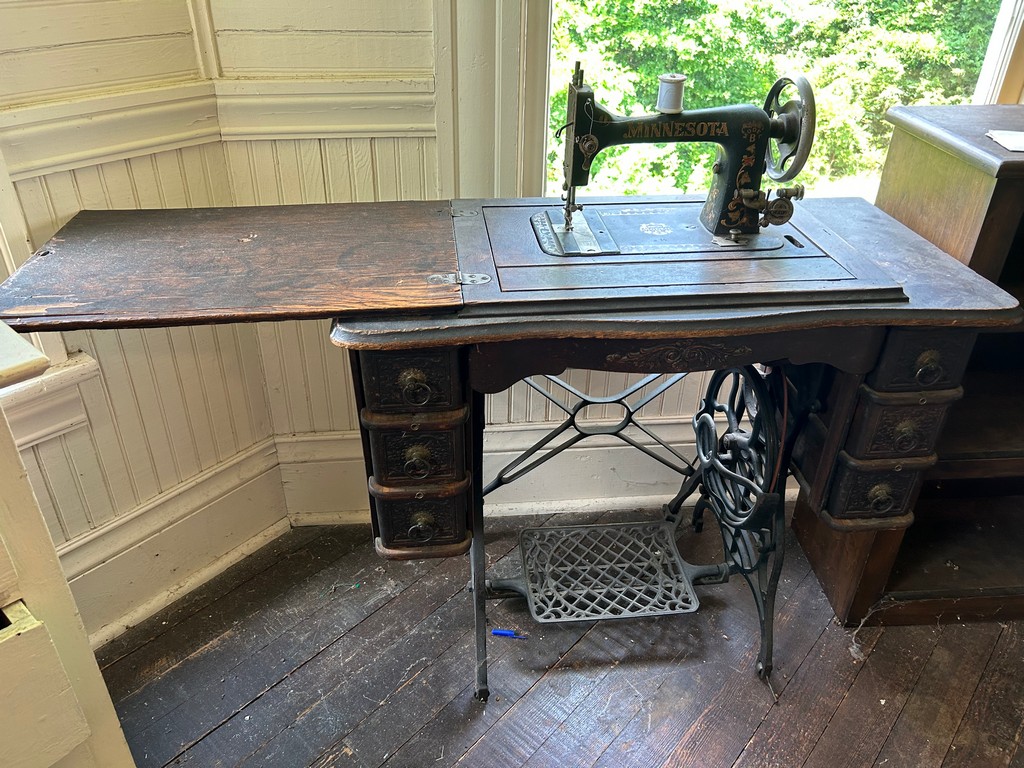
[98,511,1024,768]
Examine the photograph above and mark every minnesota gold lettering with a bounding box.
[623,121,730,140]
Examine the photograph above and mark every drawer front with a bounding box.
[846,386,962,459]
[360,350,462,411]
[356,347,473,559]
[827,452,934,520]
[867,329,975,392]
[361,407,468,485]
[370,479,471,549]
[371,428,465,484]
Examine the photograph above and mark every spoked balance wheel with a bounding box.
[694,365,782,527]
[693,365,786,681]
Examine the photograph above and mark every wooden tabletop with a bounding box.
[0,196,1019,338]
[332,197,1023,348]
[0,202,461,330]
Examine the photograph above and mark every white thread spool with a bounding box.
[656,73,686,114]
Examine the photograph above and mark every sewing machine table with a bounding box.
[0,195,1018,699]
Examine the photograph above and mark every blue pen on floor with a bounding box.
[491,628,528,639]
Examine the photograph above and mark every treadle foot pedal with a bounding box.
[519,521,699,622]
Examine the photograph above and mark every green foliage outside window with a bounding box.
[548,0,1000,196]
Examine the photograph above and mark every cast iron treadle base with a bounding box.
[519,521,699,622]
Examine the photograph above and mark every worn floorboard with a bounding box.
[101,517,1024,768]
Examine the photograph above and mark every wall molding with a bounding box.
[975,0,1024,103]
[0,81,219,181]
[1,352,98,449]
[215,79,436,140]
[435,0,551,198]
[186,0,222,79]
[0,77,444,181]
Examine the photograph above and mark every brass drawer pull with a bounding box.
[398,368,433,405]
[408,511,437,542]
[893,421,919,453]
[914,350,944,387]
[868,483,895,514]
[403,445,433,479]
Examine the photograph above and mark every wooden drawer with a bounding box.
[0,600,91,767]
[827,452,935,520]
[359,349,463,411]
[369,476,472,554]
[866,329,975,392]
[361,407,468,485]
[846,385,962,459]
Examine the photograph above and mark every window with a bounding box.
[546,0,1004,201]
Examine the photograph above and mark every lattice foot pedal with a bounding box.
[519,521,699,622]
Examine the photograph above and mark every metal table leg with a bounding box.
[470,391,489,701]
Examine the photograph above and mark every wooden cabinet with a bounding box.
[797,105,1024,625]
[354,349,475,559]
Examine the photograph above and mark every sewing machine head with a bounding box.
[554,62,815,251]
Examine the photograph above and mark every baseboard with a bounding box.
[276,423,698,525]
[63,421,689,644]
[275,432,373,526]
[63,441,289,646]
[482,420,697,507]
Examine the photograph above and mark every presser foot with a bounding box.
[531,208,620,257]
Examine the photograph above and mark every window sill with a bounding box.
[0,323,49,389]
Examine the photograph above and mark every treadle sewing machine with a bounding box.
[470,64,829,693]
[0,66,1018,705]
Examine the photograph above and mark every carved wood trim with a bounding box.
[605,341,754,370]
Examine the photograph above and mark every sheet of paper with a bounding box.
[986,129,1024,152]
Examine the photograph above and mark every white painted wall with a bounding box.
[0,0,703,645]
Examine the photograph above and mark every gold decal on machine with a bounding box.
[623,121,729,140]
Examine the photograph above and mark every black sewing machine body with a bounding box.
[553,64,815,254]
[563,82,772,234]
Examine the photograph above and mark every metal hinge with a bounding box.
[427,272,491,285]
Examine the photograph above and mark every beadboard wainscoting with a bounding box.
[0,0,712,646]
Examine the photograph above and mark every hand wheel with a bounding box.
[764,75,816,182]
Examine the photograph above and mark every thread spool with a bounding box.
[656,73,686,114]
